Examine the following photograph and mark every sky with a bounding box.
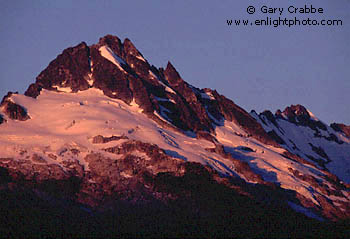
[0,0,349,125]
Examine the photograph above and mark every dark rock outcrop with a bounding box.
[24,83,42,98]
[89,44,133,103]
[331,123,350,138]
[92,135,128,144]
[260,110,280,128]
[277,104,327,131]
[162,62,213,132]
[122,38,153,81]
[281,151,317,168]
[97,34,123,57]
[1,92,30,121]
[25,42,91,97]
[2,101,30,121]
[196,130,217,143]
[280,104,310,122]
[1,91,17,104]
[309,143,330,163]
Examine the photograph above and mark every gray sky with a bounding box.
[0,0,349,124]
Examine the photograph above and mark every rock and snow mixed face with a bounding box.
[252,106,350,183]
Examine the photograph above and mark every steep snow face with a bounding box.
[253,110,350,183]
[214,120,323,206]
[1,89,350,220]
[99,46,127,73]
[307,109,319,121]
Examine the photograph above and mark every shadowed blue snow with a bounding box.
[0,0,349,124]
[288,201,325,221]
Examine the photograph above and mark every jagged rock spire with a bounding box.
[164,61,182,85]
[98,34,123,56]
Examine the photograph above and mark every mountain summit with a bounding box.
[1,35,350,237]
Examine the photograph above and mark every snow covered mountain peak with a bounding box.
[1,35,350,233]
[277,104,323,125]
